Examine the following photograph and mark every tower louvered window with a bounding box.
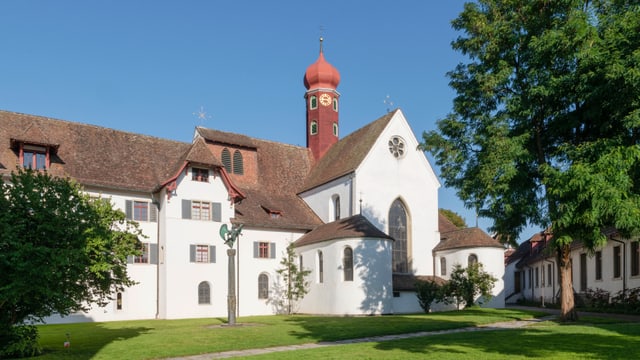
[233,150,243,175]
[221,148,231,173]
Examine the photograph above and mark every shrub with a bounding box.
[415,280,444,313]
[0,325,42,359]
[611,287,640,313]
[583,288,610,310]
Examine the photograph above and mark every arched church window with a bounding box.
[332,123,338,137]
[332,195,341,221]
[221,148,231,173]
[440,257,447,276]
[310,121,318,135]
[318,251,324,283]
[198,281,211,304]
[310,95,317,109]
[468,254,478,267]
[233,150,243,175]
[258,273,269,299]
[343,247,353,281]
[333,98,338,112]
[389,199,409,273]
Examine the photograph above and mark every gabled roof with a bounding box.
[184,137,222,167]
[196,127,258,149]
[234,188,321,231]
[439,213,460,233]
[300,110,397,192]
[294,214,394,247]
[196,126,322,229]
[434,227,504,252]
[0,110,190,193]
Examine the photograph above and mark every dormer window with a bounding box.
[192,168,209,182]
[17,143,51,170]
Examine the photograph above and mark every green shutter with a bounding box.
[182,200,191,219]
[125,200,132,220]
[210,246,216,263]
[150,244,158,265]
[212,202,222,222]
[149,203,158,222]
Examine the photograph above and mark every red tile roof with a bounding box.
[195,127,323,230]
[294,214,394,247]
[439,213,460,233]
[1,110,190,192]
[433,227,504,252]
[300,110,396,192]
[393,274,447,291]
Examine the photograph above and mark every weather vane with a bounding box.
[219,223,244,248]
[193,106,212,125]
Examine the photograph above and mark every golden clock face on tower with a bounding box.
[319,93,332,106]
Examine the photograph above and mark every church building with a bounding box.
[0,41,505,322]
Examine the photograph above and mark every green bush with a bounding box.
[0,325,42,359]
[415,280,444,313]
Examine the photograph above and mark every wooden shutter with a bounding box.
[125,200,133,220]
[212,202,222,222]
[253,242,259,258]
[209,246,216,263]
[270,243,276,259]
[149,244,158,265]
[149,203,158,222]
[182,199,191,219]
[190,244,196,262]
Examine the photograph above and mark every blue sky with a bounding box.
[0,1,537,241]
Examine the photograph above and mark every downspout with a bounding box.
[611,237,627,293]
[153,192,161,319]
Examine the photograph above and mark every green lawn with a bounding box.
[27,309,639,360]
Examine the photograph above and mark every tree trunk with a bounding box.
[558,244,578,321]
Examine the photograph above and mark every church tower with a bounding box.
[304,38,341,160]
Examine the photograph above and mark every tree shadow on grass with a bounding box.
[37,322,152,359]
[372,321,640,358]
[282,309,534,343]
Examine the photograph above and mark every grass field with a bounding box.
[29,309,640,359]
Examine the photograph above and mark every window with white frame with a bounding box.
[343,247,353,281]
[182,200,221,222]
[127,243,158,264]
[190,244,216,263]
[198,281,211,304]
[192,168,209,182]
[125,200,157,222]
[254,242,275,259]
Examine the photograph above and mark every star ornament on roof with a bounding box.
[193,106,212,124]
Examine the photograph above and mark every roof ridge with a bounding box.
[1,109,189,146]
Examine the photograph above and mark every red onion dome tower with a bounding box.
[304,37,341,160]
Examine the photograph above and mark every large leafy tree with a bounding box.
[422,0,640,321]
[0,169,141,350]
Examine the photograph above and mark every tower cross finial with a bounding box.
[319,36,324,53]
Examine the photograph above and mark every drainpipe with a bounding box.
[610,237,627,293]
[152,193,161,319]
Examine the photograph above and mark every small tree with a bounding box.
[439,208,467,228]
[0,169,142,357]
[415,280,444,313]
[275,244,311,314]
[446,263,497,309]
